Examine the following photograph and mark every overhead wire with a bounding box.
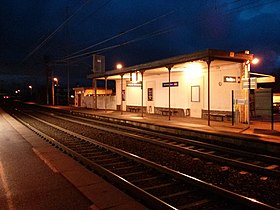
[46,0,249,64]
[22,0,93,63]
[66,10,176,58]
[59,0,279,63]
[21,0,114,76]
[65,26,173,63]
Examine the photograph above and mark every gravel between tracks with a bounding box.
[22,112,280,208]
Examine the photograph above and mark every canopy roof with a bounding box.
[88,48,254,79]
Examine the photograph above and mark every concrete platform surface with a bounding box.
[0,108,147,210]
[62,106,280,144]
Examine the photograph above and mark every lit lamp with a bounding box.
[116,63,124,114]
[246,57,260,126]
[52,77,58,106]
[28,85,33,98]
[53,77,58,86]
[252,58,259,65]
[116,63,123,70]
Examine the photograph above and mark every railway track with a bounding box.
[4,104,280,209]
[35,107,280,178]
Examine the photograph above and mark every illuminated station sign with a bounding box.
[224,76,237,83]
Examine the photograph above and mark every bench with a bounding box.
[128,107,140,112]
[210,114,226,121]
[205,113,232,121]
[160,110,178,116]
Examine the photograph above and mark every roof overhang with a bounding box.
[87,49,254,79]
[250,72,275,83]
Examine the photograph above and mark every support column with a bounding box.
[121,74,124,115]
[51,76,55,106]
[141,71,144,117]
[105,77,107,113]
[206,59,213,126]
[166,65,173,121]
[46,66,50,105]
[92,78,97,110]
[247,62,251,127]
[67,62,70,105]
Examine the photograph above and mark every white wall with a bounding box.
[74,92,116,110]
[206,62,242,111]
[113,61,244,117]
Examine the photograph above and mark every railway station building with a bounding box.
[81,49,272,124]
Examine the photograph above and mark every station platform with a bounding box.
[0,108,147,210]
[58,106,280,142]
[1,103,279,209]
[47,105,280,155]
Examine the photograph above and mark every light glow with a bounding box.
[116,63,123,69]
[252,58,259,64]
[183,62,203,78]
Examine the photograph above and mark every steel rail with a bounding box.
[43,108,279,164]
[38,110,279,177]
[10,113,176,210]
[11,110,279,210]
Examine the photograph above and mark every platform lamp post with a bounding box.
[116,63,124,115]
[246,57,259,127]
[28,85,33,100]
[52,77,58,106]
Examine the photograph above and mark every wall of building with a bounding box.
[114,61,245,118]
[208,62,243,111]
[74,89,116,110]
[83,95,116,109]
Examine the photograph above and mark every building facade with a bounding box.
[87,49,256,123]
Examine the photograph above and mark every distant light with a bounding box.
[53,77,58,82]
[28,85,32,89]
[252,58,259,65]
[70,95,74,98]
[116,63,123,70]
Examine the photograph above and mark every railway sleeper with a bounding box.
[143,182,173,191]
[159,189,191,200]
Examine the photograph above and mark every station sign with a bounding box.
[147,88,153,101]
[126,81,142,87]
[224,76,237,83]
[162,81,179,87]
[235,99,246,105]
[242,77,257,89]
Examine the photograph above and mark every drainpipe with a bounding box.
[121,74,123,115]
[141,71,144,117]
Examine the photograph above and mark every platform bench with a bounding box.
[128,107,140,112]
[205,113,227,121]
[160,110,178,116]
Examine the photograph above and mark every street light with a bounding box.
[116,63,123,70]
[53,77,58,86]
[52,77,58,106]
[252,58,259,65]
[28,85,33,99]
[246,57,260,126]
[116,63,124,114]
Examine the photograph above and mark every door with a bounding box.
[146,81,155,113]
[189,77,203,118]
[78,94,81,107]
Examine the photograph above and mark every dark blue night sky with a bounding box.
[0,0,280,92]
